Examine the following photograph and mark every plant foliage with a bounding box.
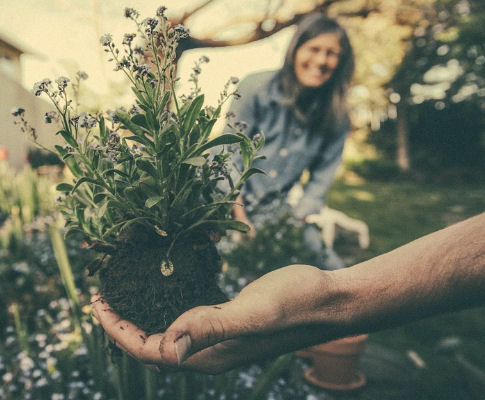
[13,7,264,269]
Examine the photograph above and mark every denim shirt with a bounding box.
[228,70,349,219]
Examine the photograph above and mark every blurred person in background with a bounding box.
[229,13,355,269]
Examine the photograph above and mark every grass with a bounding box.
[326,174,485,399]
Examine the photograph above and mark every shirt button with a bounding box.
[279,148,288,157]
[269,169,278,178]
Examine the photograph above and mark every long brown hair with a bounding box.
[278,13,354,138]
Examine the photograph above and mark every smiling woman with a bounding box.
[294,32,342,88]
[229,13,355,269]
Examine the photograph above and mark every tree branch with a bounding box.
[179,0,218,24]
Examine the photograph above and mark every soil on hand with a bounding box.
[98,228,227,335]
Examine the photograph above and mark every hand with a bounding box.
[232,195,256,239]
[91,265,337,374]
[92,213,485,374]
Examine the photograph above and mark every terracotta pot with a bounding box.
[297,334,368,391]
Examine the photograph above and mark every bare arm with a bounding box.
[232,194,255,238]
[92,213,485,373]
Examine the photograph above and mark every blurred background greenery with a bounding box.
[0,0,484,399]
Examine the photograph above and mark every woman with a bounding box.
[230,13,354,268]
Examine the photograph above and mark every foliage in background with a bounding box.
[0,162,56,250]
[27,149,64,169]
[372,0,485,173]
[222,210,322,283]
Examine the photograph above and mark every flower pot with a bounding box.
[297,334,368,391]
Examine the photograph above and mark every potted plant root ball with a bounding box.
[13,6,264,335]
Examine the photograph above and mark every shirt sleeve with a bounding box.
[294,127,349,219]
[227,75,260,139]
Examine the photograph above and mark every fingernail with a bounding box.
[174,334,191,366]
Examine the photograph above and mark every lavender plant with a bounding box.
[13,6,264,334]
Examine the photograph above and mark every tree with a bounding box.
[167,0,378,56]
[387,0,485,172]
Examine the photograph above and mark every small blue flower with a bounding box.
[11,107,25,116]
[100,33,113,46]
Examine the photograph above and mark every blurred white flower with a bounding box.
[2,372,13,383]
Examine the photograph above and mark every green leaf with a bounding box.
[188,219,250,233]
[102,216,153,239]
[131,114,148,129]
[240,141,251,170]
[72,177,101,193]
[137,159,158,177]
[200,119,217,141]
[57,130,78,148]
[75,207,85,226]
[145,195,163,208]
[64,157,83,178]
[182,95,204,135]
[182,156,206,166]
[93,193,107,203]
[181,201,237,219]
[103,169,129,178]
[116,112,145,136]
[158,92,171,114]
[56,183,74,192]
[125,135,153,147]
[99,116,107,143]
[55,145,67,157]
[131,87,147,107]
[195,134,244,155]
[240,167,266,182]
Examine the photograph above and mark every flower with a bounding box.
[55,76,70,90]
[173,24,190,38]
[44,111,58,124]
[124,7,139,19]
[143,18,158,32]
[116,58,131,70]
[32,79,52,96]
[76,71,88,80]
[156,6,167,17]
[100,33,113,47]
[230,76,239,85]
[108,133,120,145]
[134,64,151,77]
[70,114,80,125]
[200,55,210,63]
[129,105,141,115]
[11,107,25,116]
[122,33,136,45]
[133,46,144,56]
[78,113,97,129]
[234,120,248,130]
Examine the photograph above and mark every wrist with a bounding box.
[309,269,358,334]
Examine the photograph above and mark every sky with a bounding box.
[0,0,294,107]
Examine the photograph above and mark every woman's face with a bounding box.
[294,32,341,88]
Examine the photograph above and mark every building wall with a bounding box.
[0,38,22,82]
[0,71,62,170]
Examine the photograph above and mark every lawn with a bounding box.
[326,175,485,399]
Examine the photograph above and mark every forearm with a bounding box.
[322,213,485,335]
